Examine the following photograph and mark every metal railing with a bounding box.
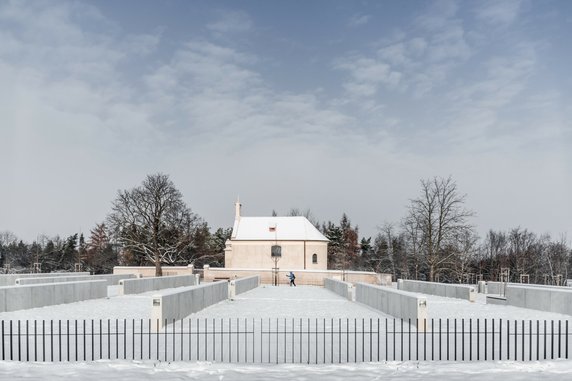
[0,318,570,363]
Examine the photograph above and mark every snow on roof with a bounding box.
[231,216,328,241]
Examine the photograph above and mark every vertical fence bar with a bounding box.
[163,319,167,362]
[514,319,518,361]
[529,320,532,361]
[566,320,569,359]
[50,320,53,362]
[89,319,95,361]
[24,320,28,362]
[439,319,442,361]
[57,320,60,361]
[547,319,554,360]
[537,320,540,361]
[454,319,457,361]
[507,320,510,360]
[432,319,434,361]
[66,320,69,361]
[353,318,357,363]
[1,320,4,361]
[476,319,479,361]
[393,318,396,361]
[10,320,13,361]
[469,319,472,361]
[400,319,403,361]
[331,318,334,364]
[347,318,350,363]
[107,319,110,360]
[498,319,502,361]
[423,319,426,361]
[492,319,495,361]
[88,320,91,361]
[446,319,449,361]
[140,319,143,360]
[26,320,29,362]
[558,320,562,359]
[385,318,388,362]
[377,318,380,362]
[484,319,487,361]
[408,318,411,360]
[544,320,547,360]
[461,319,464,361]
[18,320,21,362]
[42,320,45,362]
[74,320,77,361]
[520,320,524,361]
[34,320,37,362]
[124,319,127,360]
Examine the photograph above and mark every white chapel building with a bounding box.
[224,201,329,270]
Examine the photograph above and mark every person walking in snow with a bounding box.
[287,271,296,287]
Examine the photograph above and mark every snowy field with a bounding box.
[2,283,572,378]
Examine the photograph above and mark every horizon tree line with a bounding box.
[1,174,570,282]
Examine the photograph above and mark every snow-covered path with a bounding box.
[192,285,388,319]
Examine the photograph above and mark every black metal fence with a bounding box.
[0,318,570,363]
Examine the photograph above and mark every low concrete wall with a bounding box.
[229,275,260,298]
[398,279,476,302]
[486,281,571,295]
[151,281,228,330]
[119,274,198,295]
[113,265,194,277]
[0,272,90,287]
[324,278,354,300]
[202,266,384,286]
[504,285,572,315]
[0,280,107,312]
[355,283,427,330]
[16,273,137,287]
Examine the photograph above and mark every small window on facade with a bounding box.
[312,253,318,264]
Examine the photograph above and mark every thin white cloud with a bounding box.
[348,14,371,27]
[475,0,523,26]
[207,9,252,34]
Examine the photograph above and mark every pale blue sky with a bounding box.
[1,0,570,241]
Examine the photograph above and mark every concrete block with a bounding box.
[5,286,32,311]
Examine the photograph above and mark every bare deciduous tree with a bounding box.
[108,173,199,276]
[405,176,476,282]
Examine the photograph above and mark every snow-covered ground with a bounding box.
[1,283,572,375]
[2,359,572,380]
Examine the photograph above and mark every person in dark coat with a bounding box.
[287,271,296,287]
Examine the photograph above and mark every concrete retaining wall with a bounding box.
[0,280,107,312]
[324,278,354,300]
[229,275,260,298]
[202,266,384,286]
[503,285,572,315]
[16,274,137,287]
[486,281,571,295]
[0,272,90,287]
[355,283,427,330]
[113,265,194,277]
[151,281,228,330]
[398,279,476,302]
[119,274,198,295]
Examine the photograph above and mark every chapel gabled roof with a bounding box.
[231,216,328,242]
